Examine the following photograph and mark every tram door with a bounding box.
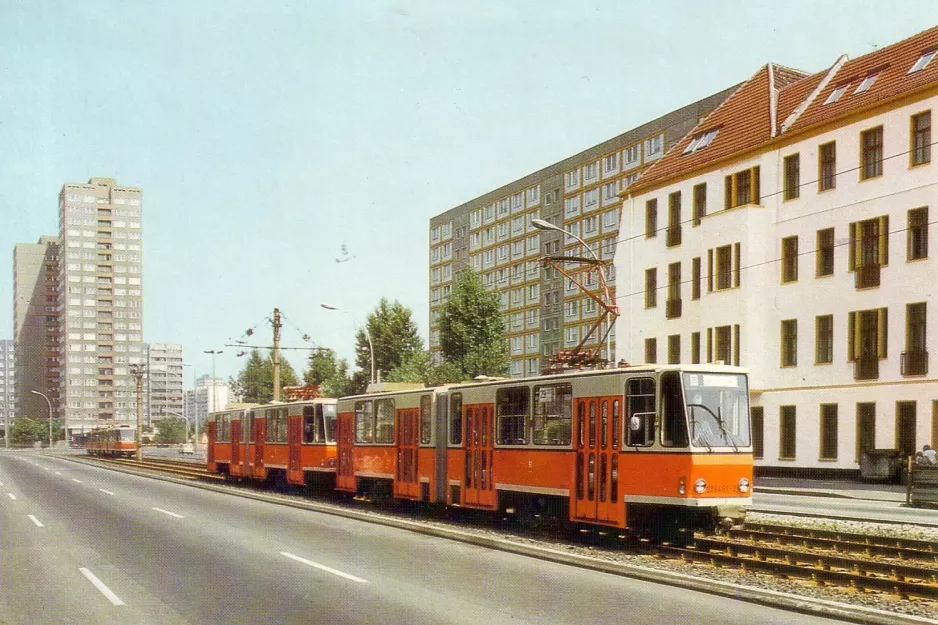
[231,420,243,477]
[573,397,622,525]
[253,416,266,480]
[463,404,496,508]
[394,408,420,499]
[335,412,356,492]
[207,422,217,472]
[287,414,303,485]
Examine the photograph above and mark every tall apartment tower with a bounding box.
[146,343,184,424]
[13,236,61,420]
[428,88,736,377]
[184,374,229,435]
[0,340,14,441]
[58,178,143,436]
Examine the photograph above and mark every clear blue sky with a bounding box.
[1,1,934,383]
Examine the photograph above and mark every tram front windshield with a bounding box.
[683,373,750,449]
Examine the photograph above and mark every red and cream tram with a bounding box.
[86,425,138,458]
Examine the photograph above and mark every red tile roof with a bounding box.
[628,26,938,195]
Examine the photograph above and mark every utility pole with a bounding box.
[130,364,146,462]
[272,307,282,402]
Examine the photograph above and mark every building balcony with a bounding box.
[665,298,682,319]
[901,350,928,376]
[854,355,879,381]
[855,263,880,289]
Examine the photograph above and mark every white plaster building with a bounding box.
[617,27,938,475]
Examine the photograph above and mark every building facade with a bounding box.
[57,177,144,435]
[13,236,61,420]
[618,27,938,474]
[146,343,184,424]
[184,375,229,435]
[0,340,14,441]
[428,88,737,377]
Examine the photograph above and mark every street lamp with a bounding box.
[30,390,53,449]
[181,363,195,447]
[531,217,614,362]
[203,350,223,451]
[321,303,375,385]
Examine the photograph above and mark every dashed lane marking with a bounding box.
[7,493,16,501]
[55,472,62,476]
[79,568,125,606]
[28,515,44,527]
[99,489,115,496]
[152,507,184,519]
[280,552,368,583]
[71,479,82,484]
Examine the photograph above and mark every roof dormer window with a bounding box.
[908,50,937,74]
[824,84,850,105]
[682,128,719,155]
[854,74,878,94]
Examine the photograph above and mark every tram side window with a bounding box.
[375,398,395,443]
[323,404,337,443]
[217,413,230,442]
[266,408,288,443]
[496,386,530,445]
[420,395,432,444]
[626,378,656,447]
[532,383,572,445]
[302,406,318,443]
[355,401,374,443]
[450,393,463,446]
[660,372,688,447]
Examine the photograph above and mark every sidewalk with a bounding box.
[754,477,908,503]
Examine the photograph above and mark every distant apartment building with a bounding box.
[146,343,184,424]
[13,236,60,420]
[184,375,229,434]
[618,26,938,474]
[14,178,143,440]
[427,88,736,377]
[0,340,14,439]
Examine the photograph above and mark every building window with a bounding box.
[715,244,733,290]
[909,50,938,74]
[715,325,731,363]
[751,406,764,459]
[780,319,797,367]
[724,166,760,209]
[644,268,657,308]
[779,405,796,460]
[816,228,835,277]
[733,324,741,366]
[819,404,838,460]
[908,206,928,260]
[691,332,701,364]
[896,401,917,459]
[667,334,680,364]
[911,111,932,166]
[644,337,657,364]
[781,236,798,283]
[815,314,834,364]
[848,307,888,380]
[783,153,800,200]
[666,262,681,319]
[645,199,657,238]
[692,257,701,300]
[849,216,889,274]
[667,192,681,247]
[856,402,876,461]
[904,302,927,376]
[819,141,836,191]
[692,183,706,226]
[860,126,884,180]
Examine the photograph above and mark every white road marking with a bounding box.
[280,552,368,583]
[7,493,16,500]
[28,515,44,527]
[0,481,4,486]
[43,467,50,471]
[79,568,125,606]
[152,507,184,519]
[55,472,62,476]
[99,489,115,496]
[72,479,82,484]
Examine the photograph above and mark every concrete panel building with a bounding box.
[428,87,737,377]
[0,340,14,441]
[184,375,229,435]
[146,343,184,424]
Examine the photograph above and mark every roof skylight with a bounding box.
[854,74,878,94]
[682,129,719,155]
[909,50,937,74]
[824,84,849,105]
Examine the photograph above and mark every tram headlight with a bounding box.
[678,477,686,495]
[694,478,707,494]
[738,477,750,493]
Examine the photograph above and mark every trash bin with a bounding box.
[860,449,900,481]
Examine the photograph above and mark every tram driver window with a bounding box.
[496,386,530,445]
[626,378,656,447]
[660,371,689,447]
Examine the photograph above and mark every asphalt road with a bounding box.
[1,450,849,625]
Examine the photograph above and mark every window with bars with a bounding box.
[860,126,884,180]
[783,153,800,200]
[715,325,731,363]
[819,142,836,191]
[780,319,797,367]
[816,314,833,364]
[911,111,931,166]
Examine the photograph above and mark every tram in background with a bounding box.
[86,425,137,458]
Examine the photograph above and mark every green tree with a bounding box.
[304,348,355,398]
[439,269,509,378]
[353,298,423,388]
[153,417,187,444]
[10,417,55,447]
[234,350,300,403]
[387,350,465,386]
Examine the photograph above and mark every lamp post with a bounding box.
[30,390,53,449]
[203,350,223,450]
[531,218,613,362]
[321,303,375,385]
[182,363,195,446]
